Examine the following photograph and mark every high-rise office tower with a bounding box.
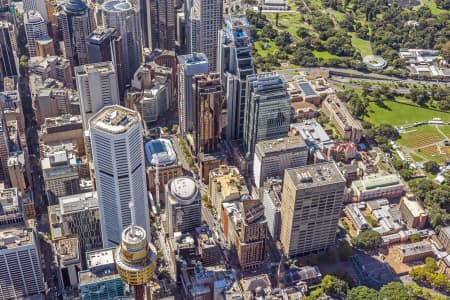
[0,21,18,84]
[87,27,120,63]
[139,0,151,48]
[218,15,254,141]
[24,10,49,57]
[23,0,48,19]
[56,0,91,68]
[279,163,346,257]
[253,136,308,188]
[90,105,150,247]
[102,0,142,85]
[243,72,290,157]
[177,53,209,133]
[0,227,45,299]
[75,62,120,129]
[166,176,201,237]
[150,0,175,50]
[193,72,223,154]
[188,0,223,71]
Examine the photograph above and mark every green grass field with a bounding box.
[365,100,450,126]
[350,33,372,56]
[438,126,450,138]
[254,40,278,57]
[313,50,341,59]
[416,0,447,15]
[397,125,446,148]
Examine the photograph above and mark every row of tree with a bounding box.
[410,257,450,293]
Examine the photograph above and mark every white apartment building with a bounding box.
[90,105,150,247]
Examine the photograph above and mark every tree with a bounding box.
[274,32,291,47]
[351,230,382,251]
[261,24,277,39]
[424,161,440,174]
[441,40,450,62]
[171,124,179,133]
[332,269,356,288]
[19,55,29,77]
[399,168,413,181]
[410,233,420,243]
[321,275,349,298]
[379,282,412,300]
[346,286,379,300]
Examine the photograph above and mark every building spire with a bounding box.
[129,201,136,237]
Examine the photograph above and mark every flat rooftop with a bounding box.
[255,136,307,156]
[54,237,80,265]
[59,192,98,215]
[169,176,199,204]
[398,241,433,257]
[401,196,426,217]
[299,82,317,97]
[75,61,115,75]
[0,227,34,249]
[90,105,140,134]
[79,248,119,284]
[285,162,345,189]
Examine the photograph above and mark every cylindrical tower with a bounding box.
[115,225,157,299]
[166,176,201,237]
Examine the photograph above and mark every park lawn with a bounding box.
[313,50,340,59]
[254,40,278,57]
[438,126,450,138]
[415,145,450,164]
[410,152,425,162]
[397,125,445,149]
[350,33,372,56]
[365,100,450,126]
[416,0,447,15]
[265,12,305,39]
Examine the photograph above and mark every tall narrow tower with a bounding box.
[115,202,157,299]
[90,105,150,247]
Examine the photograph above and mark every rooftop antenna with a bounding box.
[129,202,136,237]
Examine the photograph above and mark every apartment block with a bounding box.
[280,163,346,257]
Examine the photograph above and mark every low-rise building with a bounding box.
[0,185,23,226]
[145,139,182,196]
[344,203,370,234]
[209,165,249,217]
[78,248,125,299]
[399,49,450,78]
[352,173,404,201]
[438,226,450,253]
[398,193,427,229]
[180,262,228,300]
[322,95,363,143]
[253,136,307,188]
[240,274,272,300]
[397,241,434,263]
[39,114,84,155]
[278,265,322,287]
[327,143,358,162]
[28,55,73,88]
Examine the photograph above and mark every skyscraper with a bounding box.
[0,227,45,299]
[150,0,175,50]
[193,72,223,154]
[188,0,223,71]
[23,0,48,20]
[218,15,254,141]
[243,72,290,157]
[166,176,201,237]
[24,10,49,57]
[75,62,120,129]
[90,105,150,247]
[102,0,142,85]
[0,21,18,84]
[56,0,91,68]
[87,27,120,64]
[177,53,209,133]
[279,163,346,257]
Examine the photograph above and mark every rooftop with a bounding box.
[54,236,80,265]
[255,136,307,156]
[59,192,98,215]
[178,53,208,65]
[298,82,317,97]
[285,162,345,189]
[0,227,34,249]
[401,195,426,218]
[398,241,433,257]
[90,105,140,134]
[145,139,177,166]
[79,248,119,285]
[291,120,334,149]
[102,0,134,12]
[74,61,115,75]
[168,177,199,204]
[356,173,404,191]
